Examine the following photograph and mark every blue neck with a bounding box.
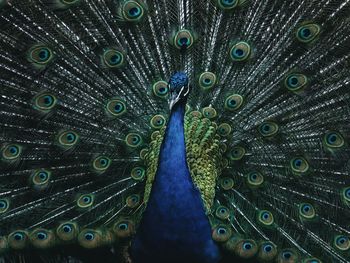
[131,101,220,263]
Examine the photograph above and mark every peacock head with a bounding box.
[168,72,190,110]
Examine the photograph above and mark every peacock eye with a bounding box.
[131,166,146,181]
[36,232,47,240]
[57,130,79,148]
[220,177,234,190]
[202,107,217,119]
[56,222,78,242]
[92,156,111,172]
[230,41,251,61]
[217,0,238,9]
[215,206,230,220]
[212,225,232,242]
[198,72,217,90]
[8,230,28,250]
[296,23,320,43]
[126,194,140,208]
[13,232,24,241]
[285,73,308,92]
[28,45,53,65]
[258,121,279,137]
[303,258,321,263]
[118,223,128,230]
[150,115,166,129]
[106,98,127,117]
[84,232,94,241]
[152,80,169,99]
[263,244,272,253]
[125,133,143,148]
[258,210,274,226]
[173,29,194,50]
[34,93,57,112]
[290,157,309,174]
[217,123,232,137]
[102,49,125,68]
[0,199,9,213]
[31,169,51,189]
[61,0,80,4]
[113,219,135,238]
[324,131,344,148]
[63,225,72,233]
[247,172,264,187]
[334,235,350,251]
[224,94,243,111]
[228,146,246,161]
[122,1,145,21]
[2,144,22,160]
[299,203,315,220]
[77,194,94,208]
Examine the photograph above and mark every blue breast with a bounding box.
[131,102,220,263]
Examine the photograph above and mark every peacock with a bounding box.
[0,0,350,262]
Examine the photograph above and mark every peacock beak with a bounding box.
[169,84,190,110]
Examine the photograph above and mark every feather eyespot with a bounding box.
[212,225,232,242]
[341,187,350,206]
[121,1,145,22]
[78,229,103,249]
[31,169,51,190]
[257,241,277,261]
[224,94,243,111]
[106,99,127,117]
[278,249,299,262]
[202,107,217,119]
[150,115,166,129]
[131,167,145,181]
[324,131,344,148]
[33,93,57,112]
[102,49,125,68]
[2,144,22,160]
[173,29,194,50]
[57,130,79,149]
[29,229,55,249]
[230,41,251,61]
[235,239,258,258]
[125,133,143,148]
[303,258,321,263]
[258,210,274,226]
[0,199,9,214]
[77,194,94,208]
[296,23,320,43]
[334,235,350,251]
[152,81,169,99]
[217,123,232,137]
[92,156,111,173]
[284,73,308,92]
[247,172,264,187]
[215,206,230,220]
[299,203,315,220]
[27,45,54,68]
[198,72,217,90]
[228,146,246,161]
[113,219,135,238]
[217,0,238,9]
[8,231,28,249]
[219,177,234,190]
[258,121,279,137]
[56,222,78,241]
[290,157,309,174]
[126,194,140,208]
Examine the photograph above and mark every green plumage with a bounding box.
[0,0,350,262]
